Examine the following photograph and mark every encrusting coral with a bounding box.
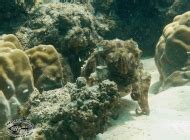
[155,11,190,90]
[26,45,64,91]
[82,39,151,115]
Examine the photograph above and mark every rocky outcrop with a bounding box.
[155,11,190,90]
[27,78,120,140]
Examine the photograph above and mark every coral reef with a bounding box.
[0,34,23,49]
[27,78,119,140]
[15,3,103,78]
[0,48,34,103]
[155,11,190,90]
[26,45,64,91]
[82,39,151,115]
[1,0,189,55]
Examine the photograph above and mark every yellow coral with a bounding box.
[0,34,23,50]
[0,41,17,49]
[26,45,63,91]
[0,48,34,103]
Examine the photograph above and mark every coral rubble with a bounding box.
[155,11,190,90]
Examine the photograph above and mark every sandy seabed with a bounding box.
[97,58,190,140]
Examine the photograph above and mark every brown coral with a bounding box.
[155,11,190,89]
[0,48,34,103]
[26,45,64,91]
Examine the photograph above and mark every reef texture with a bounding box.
[155,11,190,90]
[27,78,119,140]
[82,39,151,115]
[1,0,190,55]
[26,45,64,91]
[0,1,159,137]
[0,36,70,129]
[15,3,98,50]
[15,3,104,78]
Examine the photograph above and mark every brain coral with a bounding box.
[0,34,23,50]
[155,11,190,89]
[0,48,34,103]
[26,45,63,91]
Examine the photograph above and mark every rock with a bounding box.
[27,79,119,140]
[76,77,87,88]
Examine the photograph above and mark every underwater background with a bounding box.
[0,0,190,140]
